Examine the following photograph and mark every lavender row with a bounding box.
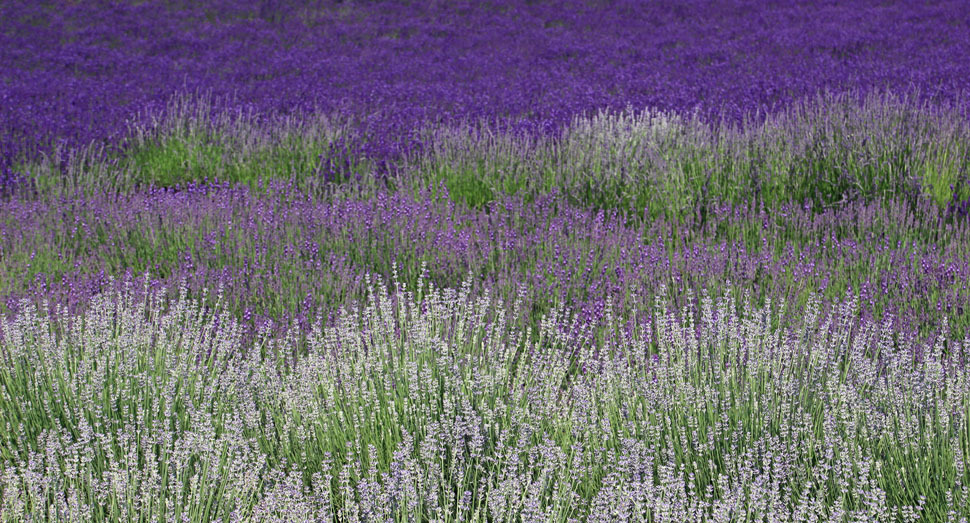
[3,179,967,352]
[404,90,970,220]
[1,274,966,520]
[12,91,970,224]
[4,0,970,169]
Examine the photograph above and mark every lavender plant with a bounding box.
[12,91,970,220]
[3,178,967,354]
[403,90,970,221]
[1,274,967,521]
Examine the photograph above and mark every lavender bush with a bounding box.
[1,275,968,521]
[3,177,968,355]
[12,90,970,219]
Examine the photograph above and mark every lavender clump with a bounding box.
[1,275,968,521]
[3,170,968,353]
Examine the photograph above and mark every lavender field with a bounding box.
[2,1,970,521]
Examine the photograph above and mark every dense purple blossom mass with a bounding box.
[2,0,970,166]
